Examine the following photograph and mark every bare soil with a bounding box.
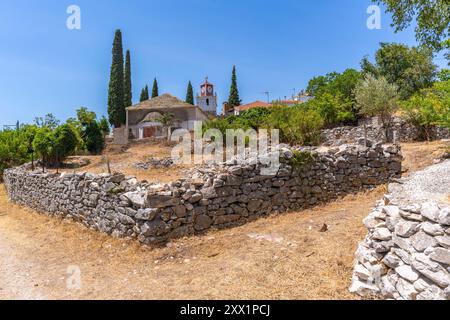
[0,140,448,300]
[53,140,189,183]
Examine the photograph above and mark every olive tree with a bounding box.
[355,74,399,142]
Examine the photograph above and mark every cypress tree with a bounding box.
[228,65,241,107]
[185,81,194,105]
[151,78,159,98]
[124,50,132,108]
[140,85,149,102]
[107,29,125,127]
[139,88,145,102]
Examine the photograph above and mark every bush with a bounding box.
[288,150,315,171]
[400,79,450,139]
[264,106,323,145]
[0,129,29,180]
[203,106,324,146]
[52,124,79,165]
[304,93,354,127]
[85,121,105,154]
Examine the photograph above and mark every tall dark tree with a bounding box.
[140,85,149,102]
[124,50,132,108]
[185,81,194,105]
[151,78,159,98]
[107,30,125,127]
[228,65,241,107]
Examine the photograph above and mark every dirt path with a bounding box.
[0,141,447,300]
[0,184,385,300]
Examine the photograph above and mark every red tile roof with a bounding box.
[238,100,272,111]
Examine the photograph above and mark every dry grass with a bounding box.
[0,184,384,300]
[53,141,190,183]
[401,140,449,174]
[0,140,447,300]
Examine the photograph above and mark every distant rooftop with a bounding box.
[127,93,194,110]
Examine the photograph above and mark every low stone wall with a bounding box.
[4,143,402,245]
[350,161,450,300]
[322,117,450,146]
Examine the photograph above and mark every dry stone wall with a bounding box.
[4,143,402,245]
[322,117,450,146]
[350,161,450,300]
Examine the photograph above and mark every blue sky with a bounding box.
[0,0,447,125]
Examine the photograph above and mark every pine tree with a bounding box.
[185,81,194,105]
[151,78,159,98]
[228,65,241,107]
[124,50,132,108]
[107,29,125,127]
[140,85,149,102]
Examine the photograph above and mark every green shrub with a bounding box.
[400,79,450,139]
[203,106,324,146]
[0,129,30,180]
[264,106,323,145]
[288,150,315,171]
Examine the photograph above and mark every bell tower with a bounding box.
[196,77,217,115]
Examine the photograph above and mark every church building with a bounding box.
[196,77,218,116]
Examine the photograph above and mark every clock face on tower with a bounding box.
[207,86,213,94]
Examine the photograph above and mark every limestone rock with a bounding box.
[411,231,437,252]
[429,247,450,265]
[395,265,419,282]
[421,202,440,223]
[373,228,392,241]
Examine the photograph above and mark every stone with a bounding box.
[413,278,431,292]
[382,252,402,268]
[429,247,450,265]
[188,193,203,204]
[395,221,420,237]
[396,278,418,300]
[123,191,146,208]
[395,265,419,282]
[214,215,241,225]
[247,199,262,213]
[422,222,444,236]
[438,207,450,226]
[140,219,167,237]
[194,215,212,231]
[349,277,380,295]
[416,285,446,300]
[372,228,392,241]
[118,213,135,225]
[435,235,450,249]
[147,195,179,208]
[420,202,440,223]
[135,208,158,221]
[383,205,400,217]
[354,264,372,281]
[412,254,450,288]
[173,205,187,218]
[411,231,437,252]
[108,173,125,184]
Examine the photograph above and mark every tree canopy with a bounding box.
[361,43,437,99]
[374,0,449,58]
